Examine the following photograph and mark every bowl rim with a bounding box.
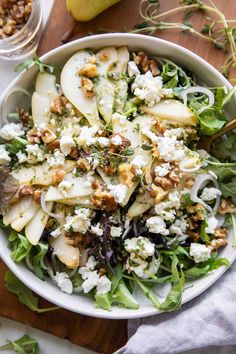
[0,33,234,319]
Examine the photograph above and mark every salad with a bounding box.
[0,46,236,312]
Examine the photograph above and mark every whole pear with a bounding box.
[66,0,121,22]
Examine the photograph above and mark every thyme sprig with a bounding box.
[134,0,236,80]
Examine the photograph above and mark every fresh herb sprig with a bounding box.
[15,56,54,74]
[134,0,236,80]
[0,335,40,354]
[4,270,59,313]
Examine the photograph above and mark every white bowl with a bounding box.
[0,34,236,319]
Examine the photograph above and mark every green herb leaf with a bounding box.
[0,334,40,354]
[141,144,153,151]
[15,56,54,74]
[200,220,210,243]
[4,270,59,313]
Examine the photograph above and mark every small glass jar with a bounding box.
[0,0,43,60]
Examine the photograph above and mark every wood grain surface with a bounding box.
[1,0,236,353]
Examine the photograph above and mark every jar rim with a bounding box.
[0,0,42,44]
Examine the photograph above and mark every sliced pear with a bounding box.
[128,192,155,218]
[3,196,33,225]
[50,232,80,269]
[133,114,157,130]
[35,72,58,102]
[10,200,39,232]
[32,92,51,126]
[116,46,129,75]
[11,160,76,186]
[114,79,128,113]
[96,77,115,123]
[112,114,139,148]
[61,50,100,126]
[79,246,88,267]
[45,174,93,201]
[96,167,118,187]
[25,204,53,245]
[96,46,118,75]
[141,99,197,126]
[56,196,94,207]
[121,181,139,207]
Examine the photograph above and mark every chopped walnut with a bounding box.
[47,139,60,152]
[219,198,236,215]
[118,164,136,187]
[98,268,107,276]
[91,180,117,211]
[103,164,117,176]
[18,107,30,125]
[41,128,57,144]
[69,147,80,159]
[214,227,228,239]
[27,127,41,144]
[33,190,42,204]
[78,63,98,78]
[154,176,173,191]
[65,232,84,246]
[77,158,91,171]
[155,121,166,135]
[108,134,131,153]
[208,238,228,251]
[169,169,180,183]
[134,51,160,76]
[150,184,168,204]
[187,230,200,242]
[184,176,195,188]
[19,185,33,197]
[53,170,66,185]
[50,96,65,115]
[81,77,95,98]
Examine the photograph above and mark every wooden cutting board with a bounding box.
[1,0,236,353]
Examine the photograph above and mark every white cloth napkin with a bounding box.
[116,262,236,354]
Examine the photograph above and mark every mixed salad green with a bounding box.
[0,46,236,312]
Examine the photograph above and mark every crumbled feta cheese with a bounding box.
[154,163,171,177]
[112,112,127,125]
[190,243,211,263]
[131,155,146,175]
[58,180,74,196]
[154,190,180,221]
[110,226,122,238]
[26,144,44,163]
[164,128,185,139]
[96,275,112,295]
[97,137,109,147]
[132,71,173,107]
[169,217,188,235]
[0,123,24,140]
[124,236,155,259]
[81,271,100,293]
[79,256,97,280]
[91,222,103,236]
[108,184,128,204]
[201,187,222,201]
[76,125,99,146]
[47,150,65,167]
[156,136,186,162]
[0,145,11,165]
[16,151,27,163]
[205,215,218,234]
[86,256,97,270]
[127,61,140,77]
[54,272,73,294]
[60,135,76,156]
[64,208,91,234]
[50,227,62,238]
[111,134,122,146]
[146,216,169,235]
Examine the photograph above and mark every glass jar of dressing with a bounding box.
[0,0,42,59]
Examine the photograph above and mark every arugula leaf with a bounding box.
[15,56,54,74]
[71,273,83,293]
[133,275,160,309]
[185,256,230,278]
[4,271,59,313]
[159,271,185,311]
[9,232,32,263]
[212,132,236,162]
[0,334,39,354]
[220,181,236,204]
[27,243,48,280]
[200,220,210,243]
[160,58,193,89]
[111,279,139,309]
[198,107,226,136]
[6,137,28,156]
